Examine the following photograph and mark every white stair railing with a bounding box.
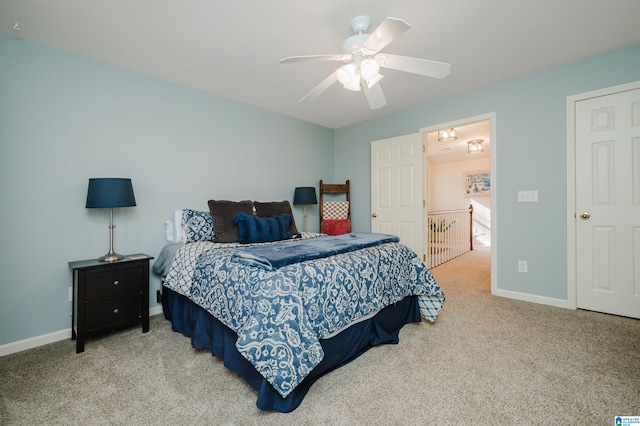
[427,205,473,268]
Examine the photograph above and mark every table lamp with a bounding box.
[293,186,317,232]
[86,178,136,262]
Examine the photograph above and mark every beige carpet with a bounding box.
[1,245,639,425]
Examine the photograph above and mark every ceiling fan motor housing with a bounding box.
[350,16,371,33]
[342,34,369,54]
[342,16,372,53]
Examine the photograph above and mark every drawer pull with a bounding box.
[113,280,120,286]
[113,308,119,314]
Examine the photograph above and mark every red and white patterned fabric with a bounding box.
[322,201,349,219]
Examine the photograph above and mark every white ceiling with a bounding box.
[2,1,640,129]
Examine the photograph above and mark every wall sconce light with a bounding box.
[467,139,484,153]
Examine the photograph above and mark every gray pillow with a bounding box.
[208,200,254,243]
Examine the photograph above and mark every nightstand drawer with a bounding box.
[84,265,143,300]
[85,295,141,331]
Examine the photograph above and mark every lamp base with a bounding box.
[99,208,124,262]
[98,251,124,262]
[303,205,308,232]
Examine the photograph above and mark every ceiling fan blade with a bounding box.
[377,54,451,79]
[299,72,338,103]
[280,54,350,64]
[361,17,411,54]
[362,80,387,109]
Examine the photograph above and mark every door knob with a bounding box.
[371,213,378,218]
[580,212,590,220]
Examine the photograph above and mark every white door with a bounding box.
[371,133,425,259]
[575,87,640,318]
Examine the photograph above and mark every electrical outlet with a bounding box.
[156,290,162,304]
[518,260,528,273]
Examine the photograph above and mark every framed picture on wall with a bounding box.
[464,170,490,197]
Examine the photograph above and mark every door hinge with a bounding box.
[423,199,426,208]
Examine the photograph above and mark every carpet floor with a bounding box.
[1,244,638,425]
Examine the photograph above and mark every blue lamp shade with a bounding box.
[293,187,317,205]
[86,178,136,209]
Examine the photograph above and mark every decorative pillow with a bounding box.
[322,201,349,219]
[232,212,292,244]
[182,209,214,242]
[253,200,300,235]
[208,200,254,243]
[322,218,351,236]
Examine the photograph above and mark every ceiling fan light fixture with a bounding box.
[343,75,361,91]
[438,128,457,142]
[360,58,380,80]
[366,73,384,89]
[336,64,357,85]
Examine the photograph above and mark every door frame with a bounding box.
[420,111,497,294]
[566,80,640,309]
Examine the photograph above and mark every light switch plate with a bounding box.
[518,190,538,202]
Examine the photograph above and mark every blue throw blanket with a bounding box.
[231,232,400,270]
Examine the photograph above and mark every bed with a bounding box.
[155,201,445,412]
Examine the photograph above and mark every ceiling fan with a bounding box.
[280,16,451,110]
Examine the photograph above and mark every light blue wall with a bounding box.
[334,43,640,301]
[2,32,639,347]
[0,34,334,345]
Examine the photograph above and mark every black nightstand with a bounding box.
[69,254,153,353]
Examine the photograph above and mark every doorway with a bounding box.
[421,113,497,293]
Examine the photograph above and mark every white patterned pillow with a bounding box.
[322,201,349,219]
[182,209,214,242]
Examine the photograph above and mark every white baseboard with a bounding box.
[0,328,73,357]
[493,288,573,309]
[0,306,164,357]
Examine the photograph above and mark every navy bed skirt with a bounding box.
[162,287,421,412]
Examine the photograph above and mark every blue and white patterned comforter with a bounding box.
[163,233,444,398]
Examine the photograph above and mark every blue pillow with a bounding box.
[232,212,292,244]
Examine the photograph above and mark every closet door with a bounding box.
[575,86,640,318]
